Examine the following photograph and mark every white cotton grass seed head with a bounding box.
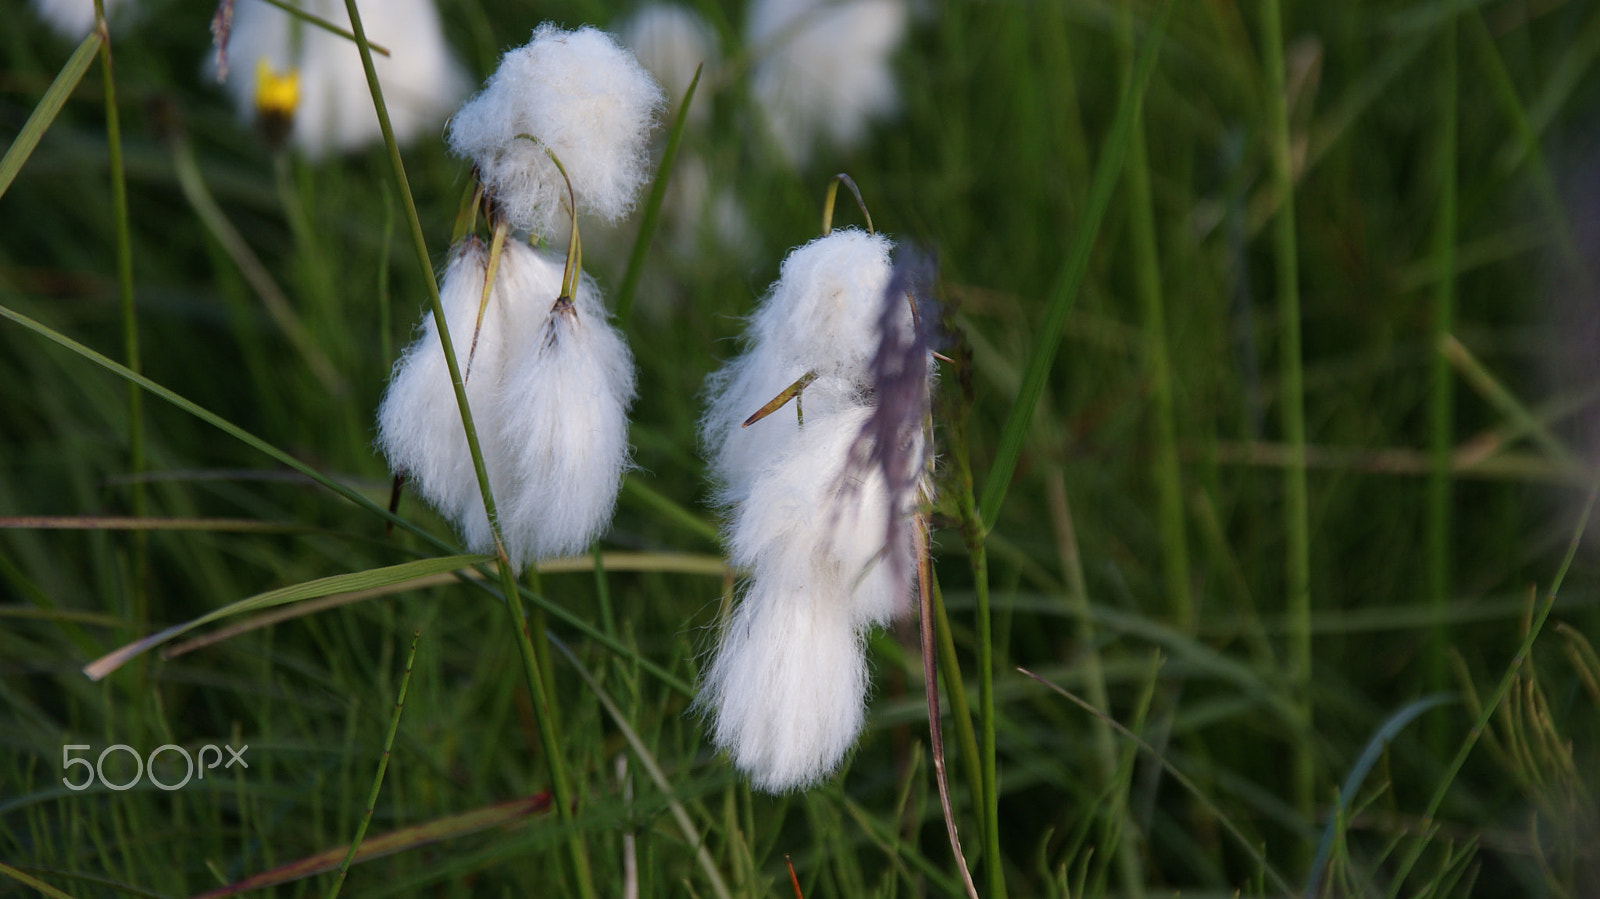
[377,238,515,555]
[618,3,719,126]
[491,241,638,566]
[699,576,869,792]
[750,229,900,378]
[447,24,666,239]
[746,0,906,167]
[727,406,913,627]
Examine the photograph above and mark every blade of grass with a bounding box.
[0,862,79,899]
[1387,472,1600,896]
[325,629,420,899]
[1426,14,1458,753]
[94,0,147,643]
[1018,666,1295,896]
[1116,1,1190,641]
[191,794,552,897]
[1440,334,1584,473]
[340,0,597,891]
[167,125,344,395]
[616,64,701,323]
[548,634,732,899]
[976,0,1172,528]
[0,31,101,201]
[1304,693,1456,898]
[1262,0,1316,838]
[82,554,488,680]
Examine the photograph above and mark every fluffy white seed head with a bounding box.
[377,238,513,553]
[746,0,906,166]
[700,229,902,503]
[217,0,470,158]
[447,24,666,238]
[699,576,868,792]
[728,406,913,627]
[492,241,638,566]
[618,3,718,126]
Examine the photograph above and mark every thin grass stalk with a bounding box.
[1387,474,1600,896]
[1426,15,1458,737]
[1261,0,1316,836]
[930,569,984,843]
[335,3,596,894]
[1116,3,1190,637]
[616,65,701,323]
[952,416,1004,898]
[0,31,100,201]
[975,0,1173,527]
[917,517,978,899]
[1045,473,1140,897]
[93,0,146,640]
[325,630,420,899]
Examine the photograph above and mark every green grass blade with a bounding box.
[0,32,101,201]
[617,64,702,324]
[82,555,488,680]
[1305,693,1456,897]
[549,634,732,899]
[326,629,421,899]
[0,862,79,899]
[976,0,1172,529]
[1019,666,1295,896]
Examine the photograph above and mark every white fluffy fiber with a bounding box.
[377,238,509,553]
[377,238,636,569]
[219,0,470,158]
[447,24,665,239]
[701,229,897,505]
[746,0,906,166]
[492,243,638,564]
[618,3,719,125]
[698,230,923,792]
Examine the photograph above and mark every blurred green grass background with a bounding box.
[4,0,1600,895]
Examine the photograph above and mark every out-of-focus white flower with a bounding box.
[617,3,719,125]
[448,24,665,239]
[217,0,470,158]
[30,0,130,39]
[746,0,906,166]
[377,238,637,569]
[697,228,929,792]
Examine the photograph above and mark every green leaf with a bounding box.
[0,31,102,202]
[83,555,491,681]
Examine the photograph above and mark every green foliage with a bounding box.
[4,0,1600,896]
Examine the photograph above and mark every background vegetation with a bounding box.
[4,0,1600,895]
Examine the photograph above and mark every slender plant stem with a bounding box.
[1046,473,1140,897]
[1261,0,1315,835]
[1426,13,1458,739]
[951,405,1004,897]
[917,519,978,899]
[93,0,146,639]
[325,630,420,899]
[1116,6,1190,637]
[337,3,595,895]
[616,65,701,323]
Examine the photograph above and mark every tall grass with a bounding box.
[3,0,1600,896]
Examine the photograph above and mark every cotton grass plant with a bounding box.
[6,1,1600,898]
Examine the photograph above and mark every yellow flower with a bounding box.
[252,57,300,149]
